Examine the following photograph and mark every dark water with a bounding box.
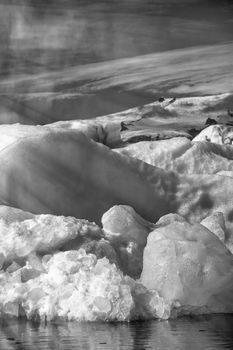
[0,0,233,76]
[0,0,233,122]
[1,315,233,350]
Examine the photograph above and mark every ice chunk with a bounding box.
[80,239,118,265]
[27,253,44,272]
[102,205,154,278]
[21,267,41,283]
[2,302,19,317]
[0,253,4,270]
[201,212,226,242]
[141,217,233,315]
[0,214,103,263]
[27,288,46,303]
[102,205,154,246]
[193,125,233,145]
[156,213,186,227]
[6,261,21,273]
[93,296,112,314]
[0,249,169,322]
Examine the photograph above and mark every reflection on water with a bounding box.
[1,315,233,350]
[0,0,233,77]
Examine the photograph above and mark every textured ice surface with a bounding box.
[201,212,226,243]
[48,119,121,147]
[0,249,169,322]
[1,122,233,239]
[0,206,170,321]
[102,205,155,278]
[193,125,233,145]
[0,205,35,224]
[1,94,233,322]
[141,216,233,316]
[0,124,173,224]
[0,213,103,263]
[115,137,233,175]
[0,205,233,321]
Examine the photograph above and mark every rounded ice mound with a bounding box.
[0,124,171,224]
[141,216,233,316]
[193,125,233,145]
[0,249,170,322]
[102,205,154,246]
[102,205,155,278]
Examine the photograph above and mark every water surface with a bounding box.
[0,0,233,76]
[1,315,233,350]
[0,0,233,122]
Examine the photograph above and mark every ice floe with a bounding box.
[0,204,232,322]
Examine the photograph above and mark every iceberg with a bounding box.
[0,93,233,322]
[102,205,154,278]
[1,122,233,238]
[0,204,232,322]
[141,216,233,316]
[0,214,170,322]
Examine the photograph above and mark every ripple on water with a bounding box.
[1,315,233,350]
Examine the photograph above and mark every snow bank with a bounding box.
[0,124,174,224]
[115,137,233,174]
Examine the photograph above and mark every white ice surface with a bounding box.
[141,216,233,316]
[0,205,232,322]
[0,209,170,322]
[193,125,233,145]
[0,94,233,322]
